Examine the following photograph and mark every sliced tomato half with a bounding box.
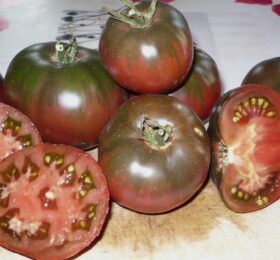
[0,143,109,259]
[0,102,42,160]
[209,84,280,212]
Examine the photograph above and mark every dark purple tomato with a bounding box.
[3,41,127,150]
[242,57,280,93]
[0,143,109,259]
[99,0,193,94]
[98,95,210,214]
[169,47,222,121]
[208,84,280,213]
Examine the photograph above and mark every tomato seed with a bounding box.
[67,164,75,172]
[231,186,238,194]
[44,155,51,164]
[2,116,22,136]
[79,220,87,229]
[266,111,275,117]
[77,189,87,199]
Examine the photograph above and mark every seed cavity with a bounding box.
[1,116,21,136]
[0,208,50,240]
[72,218,90,231]
[76,170,95,200]
[22,157,39,182]
[231,185,270,206]
[0,208,21,239]
[58,164,76,186]
[72,203,97,231]
[44,152,64,168]
[1,164,20,183]
[232,97,276,123]
[16,134,33,147]
[230,186,252,201]
[86,204,97,220]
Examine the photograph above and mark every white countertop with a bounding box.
[1,1,280,259]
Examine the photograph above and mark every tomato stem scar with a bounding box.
[139,116,173,150]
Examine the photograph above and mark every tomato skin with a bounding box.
[208,84,280,212]
[242,57,280,93]
[98,95,210,214]
[0,143,109,260]
[3,43,127,150]
[169,48,222,121]
[99,1,193,94]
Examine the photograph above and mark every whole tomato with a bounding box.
[208,84,280,213]
[0,73,3,101]
[169,47,222,121]
[242,57,280,93]
[99,0,193,94]
[3,40,127,150]
[98,95,210,214]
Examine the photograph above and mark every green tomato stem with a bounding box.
[55,37,78,64]
[108,0,158,28]
[139,117,173,150]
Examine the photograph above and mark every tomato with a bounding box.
[0,102,42,161]
[98,95,210,214]
[0,73,3,102]
[3,40,127,150]
[169,47,222,121]
[0,143,109,259]
[242,57,280,93]
[208,84,280,212]
[99,0,193,94]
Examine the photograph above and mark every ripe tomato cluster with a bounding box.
[0,0,279,259]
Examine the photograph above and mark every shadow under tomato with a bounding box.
[97,179,247,254]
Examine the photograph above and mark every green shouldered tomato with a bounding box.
[4,40,127,150]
